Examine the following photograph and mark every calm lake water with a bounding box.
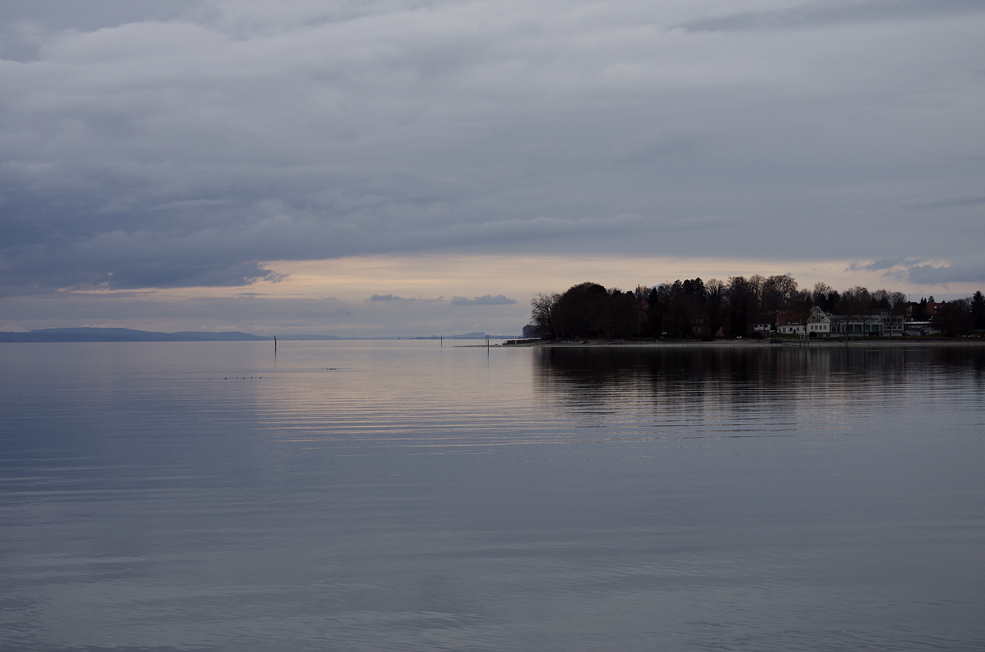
[1,341,983,651]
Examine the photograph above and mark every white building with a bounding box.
[806,306,831,336]
[777,311,805,335]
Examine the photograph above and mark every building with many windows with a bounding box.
[763,307,913,338]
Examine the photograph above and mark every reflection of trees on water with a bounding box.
[532,347,985,432]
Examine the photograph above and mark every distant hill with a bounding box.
[0,328,522,342]
[0,328,270,342]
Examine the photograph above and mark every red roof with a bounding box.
[776,311,802,326]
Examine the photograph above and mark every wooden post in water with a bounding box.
[274,335,277,353]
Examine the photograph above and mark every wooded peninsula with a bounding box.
[525,277,985,340]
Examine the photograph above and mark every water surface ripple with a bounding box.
[1,342,983,651]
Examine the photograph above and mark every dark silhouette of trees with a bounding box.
[664,278,707,337]
[788,289,813,335]
[887,291,908,314]
[528,292,561,338]
[554,282,608,338]
[705,279,728,338]
[642,285,669,337]
[881,290,909,334]
[840,286,872,336]
[526,277,983,341]
[726,276,758,336]
[812,282,832,308]
[933,300,973,337]
[761,275,798,313]
[811,282,840,314]
[870,289,888,311]
[527,282,646,340]
[911,298,930,322]
[604,288,640,339]
[971,291,985,331]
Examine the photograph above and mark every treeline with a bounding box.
[526,276,985,339]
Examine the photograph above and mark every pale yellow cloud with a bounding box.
[64,254,965,305]
[253,255,959,301]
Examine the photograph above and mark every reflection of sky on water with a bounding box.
[1,342,983,651]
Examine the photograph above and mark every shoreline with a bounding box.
[497,338,985,349]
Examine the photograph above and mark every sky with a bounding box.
[1,0,983,336]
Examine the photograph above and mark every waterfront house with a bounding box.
[776,311,806,336]
[806,306,831,336]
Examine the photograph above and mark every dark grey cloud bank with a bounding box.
[1,0,984,297]
[681,0,984,33]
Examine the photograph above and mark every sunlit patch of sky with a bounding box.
[2,255,973,337]
[1,0,983,333]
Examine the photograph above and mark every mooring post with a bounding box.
[274,335,277,353]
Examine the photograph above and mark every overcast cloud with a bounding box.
[1,0,983,332]
[451,295,517,306]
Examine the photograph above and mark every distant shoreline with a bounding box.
[0,327,515,343]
